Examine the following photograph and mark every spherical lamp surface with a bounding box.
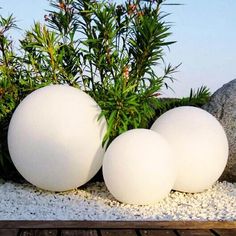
[103,129,176,205]
[151,106,228,193]
[8,85,107,191]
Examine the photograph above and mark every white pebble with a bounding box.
[0,181,235,220]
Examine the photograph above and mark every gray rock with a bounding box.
[203,79,236,182]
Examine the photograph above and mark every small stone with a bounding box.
[0,181,235,220]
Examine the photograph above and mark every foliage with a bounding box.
[0,0,210,180]
[149,86,210,126]
[45,0,183,144]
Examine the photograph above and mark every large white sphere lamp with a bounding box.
[8,85,107,191]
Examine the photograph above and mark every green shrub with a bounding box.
[0,0,210,180]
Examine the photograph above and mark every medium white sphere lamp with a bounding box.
[151,106,228,193]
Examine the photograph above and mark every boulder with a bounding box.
[203,79,236,182]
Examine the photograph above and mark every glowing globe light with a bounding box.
[8,85,107,191]
[151,106,228,193]
[103,129,176,205]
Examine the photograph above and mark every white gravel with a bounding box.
[0,180,235,220]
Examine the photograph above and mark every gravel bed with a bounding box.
[0,180,235,220]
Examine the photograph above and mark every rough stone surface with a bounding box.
[203,79,236,182]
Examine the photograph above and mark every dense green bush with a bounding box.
[0,0,210,180]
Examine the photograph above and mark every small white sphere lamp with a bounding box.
[8,85,107,191]
[103,129,176,205]
[151,106,228,193]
